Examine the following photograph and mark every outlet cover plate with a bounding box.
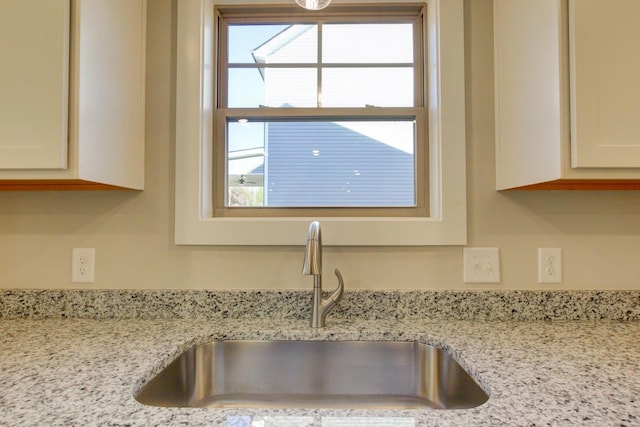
[538,247,562,283]
[463,247,500,283]
[72,248,95,283]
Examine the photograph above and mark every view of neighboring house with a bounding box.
[229,23,416,207]
[263,120,414,207]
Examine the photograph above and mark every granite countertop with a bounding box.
[1,317,640,426]
[1,290,639,426]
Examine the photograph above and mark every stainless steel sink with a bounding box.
[135,340,488,410]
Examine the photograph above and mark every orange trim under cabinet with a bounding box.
[504,179,640,191]
[0,179,137,191]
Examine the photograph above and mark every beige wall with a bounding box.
[1,0,639,291]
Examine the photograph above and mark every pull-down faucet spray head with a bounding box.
[302,221,322,275]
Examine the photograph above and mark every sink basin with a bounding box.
[135,340,488,410]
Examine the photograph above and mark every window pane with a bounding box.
[323,24,414,63]
[226,119,416,208]
[228,68,317,108]
[228,24,291,64]
[227,120,266,207]
[228,157,264,183]
[322,68,414,107]
[228,184,264,207]
[228,120,265,151]
[228,68,266,108]
[263,68,318,107]
[250,25,317,64]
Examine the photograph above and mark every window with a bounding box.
[215,6,427,217]
[175,0,466,246]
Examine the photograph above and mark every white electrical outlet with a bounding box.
[538,248,561,283]
[72,248,96,283]
[463,248,501,283]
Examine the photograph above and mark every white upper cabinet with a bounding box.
[494,0,640,190]
[0,0,146,190]
[0,0,69,170]
[569,0,640,168]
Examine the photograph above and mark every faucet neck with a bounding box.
[302,221,344,328]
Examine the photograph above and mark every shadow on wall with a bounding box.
[494,190,640,237]
[0,191,143,235]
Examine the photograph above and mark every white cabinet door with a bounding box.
[494,0,566,190]
[570,0,640,168]
[73,0,146,188]
[0,0,70,169]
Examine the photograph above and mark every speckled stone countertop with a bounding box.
[1,290,639,426]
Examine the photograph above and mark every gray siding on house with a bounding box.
[263,121,414,207]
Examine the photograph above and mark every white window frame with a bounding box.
[175,0,466,246]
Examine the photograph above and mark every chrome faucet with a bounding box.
[302,221,344,328]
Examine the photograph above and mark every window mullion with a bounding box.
[221,107,422,119]
[317,23,323,108]
[216,12,228,109]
